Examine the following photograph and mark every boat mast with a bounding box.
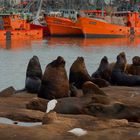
[33,0,43,25]
[101,0,104,17]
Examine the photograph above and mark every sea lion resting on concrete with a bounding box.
[38,56,69,100]
[25,56,42,93]
[85,102,140,123]
[69,57,109,89]
[111,52,140,86]
[92,56,112,82]
[27,81,108,114]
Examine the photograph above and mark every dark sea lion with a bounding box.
[92,56,112,82]
[27,97,91,115]
[85,103,140,123]
[111,52,140,86]
[38,56,69,100]
[91,78,110,88]
[70,84,83,97]
[25,56,42,93]
[132,56,140,66]
[126,56,140,75]
[69,57,91,89]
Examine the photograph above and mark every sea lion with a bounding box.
[91,78,110,88]
[27,97,91,115]
[82,81,107,96]
[70,84,84,97]
[85,102,140,123]
[91,56,112,82]
[132,56,140,66]
[38,56,69,100]
[69,57,91,89]
[126,56,140,75]
[25,56,42,93]
[111,52,140,86]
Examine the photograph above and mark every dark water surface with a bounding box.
[0,37,140,90]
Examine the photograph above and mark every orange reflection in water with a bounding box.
[47,37,140,48]
[0,39,42,50]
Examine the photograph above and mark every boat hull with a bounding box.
[45,16,83,37]
[30,24,50,36]
[78,17,140,38]
[0,29,43,40]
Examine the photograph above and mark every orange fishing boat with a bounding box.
[78,11,140,38]
[45,9,140,38]
[0,13,43,40]
[45,10,83,37]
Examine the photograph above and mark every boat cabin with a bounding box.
[82,10,107,18]
[47,9,78,21]
[0,14,30,30]
[111,11,140,27]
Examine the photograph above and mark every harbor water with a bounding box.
[0,37,140,90]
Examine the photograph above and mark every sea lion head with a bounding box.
[98,56,109,71]
[26,55,42,79]
[76,57,84,63]
[70,56,86,72]
[29,55,40,67]
[50,56,65,67]
[115,52,127,71]
[132,56,140,66]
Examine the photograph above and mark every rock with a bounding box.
[42,112,58,124]
[26,97,48,112]
[0,86,15,97]
[0,107,44,122]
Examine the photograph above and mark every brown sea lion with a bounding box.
[91,78,110,88]
[82,81,107,96]
[85,103,140,123]
[26,56,42,79]
[70,84,84,97]
[91,56,112,82]
[25,56,42,93]
[38,56,69,100]
[27,97,91,115]
[126,56,140,75]
[69,57,91,89]
[132,56,140,66]
[111,52,140,86]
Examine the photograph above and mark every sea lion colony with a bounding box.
[7,52,139,124]
[25,52,140,98]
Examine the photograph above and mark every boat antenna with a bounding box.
[101,0,104,17]
[33,0,44,25]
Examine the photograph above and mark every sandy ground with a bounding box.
[0,86,140,140]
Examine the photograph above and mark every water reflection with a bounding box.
[0,40,32,50]
[47,37,140,48]
[0,38,140,50]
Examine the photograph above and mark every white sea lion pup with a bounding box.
[68,128,87,137]
[46,99,58,113]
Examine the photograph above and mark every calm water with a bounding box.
[0,37,140,90]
